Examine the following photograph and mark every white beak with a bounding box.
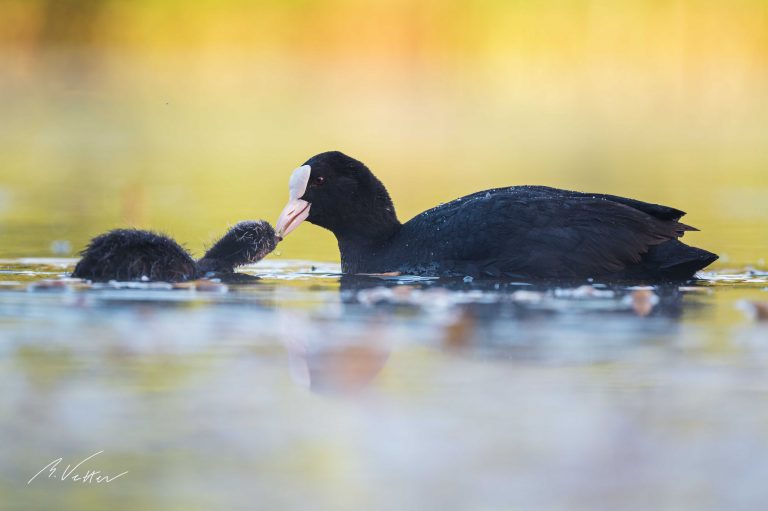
[275,165,312,239]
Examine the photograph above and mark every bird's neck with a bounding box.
[336,220,401,274]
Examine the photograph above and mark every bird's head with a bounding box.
[275,151,399,242]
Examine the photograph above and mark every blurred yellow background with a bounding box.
[0,0,766,264]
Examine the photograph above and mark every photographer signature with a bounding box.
[28,451,128,485]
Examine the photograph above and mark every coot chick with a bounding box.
[275,151,718,282]
[72,221,277,282]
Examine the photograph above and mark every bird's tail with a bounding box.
[633,239,718,281]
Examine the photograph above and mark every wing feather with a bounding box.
[401,187,693,278]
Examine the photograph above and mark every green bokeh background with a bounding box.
[1,0,766,262]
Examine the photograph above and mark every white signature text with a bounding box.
[28,451,128,485]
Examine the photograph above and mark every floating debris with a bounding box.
[624,289,659,317]
[737,301,768,321]
[554,285,615,299]
[510,290,545,303]
[105,280,175,290]
[171,280,229,293]
[26,278,89,292]
[442,309,476,351]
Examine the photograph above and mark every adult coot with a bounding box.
[72,221,277,282]
[275,151,718,281]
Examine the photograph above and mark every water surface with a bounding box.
[2,258,767,510]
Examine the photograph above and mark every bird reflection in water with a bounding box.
[280,312,392,395]
[278,275,709,394]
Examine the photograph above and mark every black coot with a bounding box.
[72,221,277,282]
[275,151,718,282]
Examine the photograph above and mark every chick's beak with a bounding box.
[276,164,312,239]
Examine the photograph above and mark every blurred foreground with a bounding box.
[1,260,768,510]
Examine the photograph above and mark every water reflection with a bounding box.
[2,259,768,511]
[272,277,706,393]
[340,274,697,316]
[0,260,749,376]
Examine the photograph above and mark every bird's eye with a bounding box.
[314,176,326,186]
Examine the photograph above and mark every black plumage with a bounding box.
[277,151,718,282]
[72,221,277,282]
[196,221,277,275]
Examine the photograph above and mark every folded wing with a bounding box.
[402,187,698,279]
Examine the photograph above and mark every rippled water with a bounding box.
[2,258,768,510]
